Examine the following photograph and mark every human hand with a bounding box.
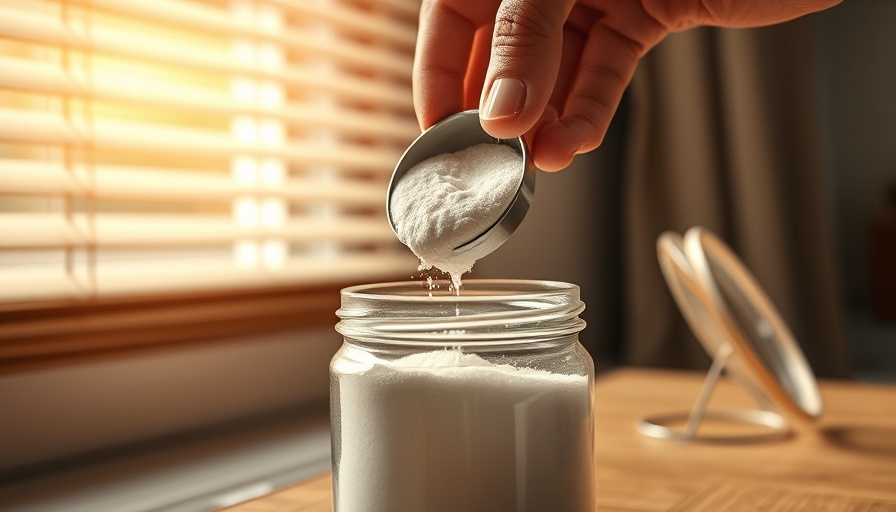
[414,0,841,171]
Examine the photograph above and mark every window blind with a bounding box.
[0,0,420,306]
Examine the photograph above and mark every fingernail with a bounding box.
[481,77,526,120]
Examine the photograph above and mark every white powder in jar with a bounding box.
[390,143,522,290]
[332,349,594,512]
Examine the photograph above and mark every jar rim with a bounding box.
[340,279,579,303]
[336,279,586,346]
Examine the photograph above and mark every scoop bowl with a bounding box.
[386,110,536,255]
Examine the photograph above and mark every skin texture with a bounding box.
[414,0,843,171]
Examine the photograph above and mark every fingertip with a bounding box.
[534,150,577,171]
[475,81,526,138]
[531,138,577,172]
[530,118,604,171]
[533,154,573,172]
[480,77,526,120]
[415,85,464,131]
[415,111,427,132]
[479,116,527,140]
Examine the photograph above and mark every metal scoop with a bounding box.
[386,110,536,255]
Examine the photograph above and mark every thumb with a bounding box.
[479,0,575,139]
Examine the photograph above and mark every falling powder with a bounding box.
[390,143,522,290]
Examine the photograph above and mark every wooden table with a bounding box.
[225,368,896,511]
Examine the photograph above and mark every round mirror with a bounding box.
[682,227,823,420]
[657,232,767,407]
[647,227,823,442]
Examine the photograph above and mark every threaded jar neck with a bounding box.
[336,279,586,347]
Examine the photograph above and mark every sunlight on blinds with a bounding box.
[0,0,420,304]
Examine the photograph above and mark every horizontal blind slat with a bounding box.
[0,108,402,174]
[369,0,421,20]
[268,0,417,50]
[0,213,394,248]
[63,0,414,79]
[0,6,414,112]
[0,57,420,143]
[0,159,386,205]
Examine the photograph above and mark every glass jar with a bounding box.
[331,279,594,512]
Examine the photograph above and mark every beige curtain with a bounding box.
[622,22,851,378]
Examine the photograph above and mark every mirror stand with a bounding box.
[637,343,790,443]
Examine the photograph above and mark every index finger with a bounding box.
[414,0,499,129]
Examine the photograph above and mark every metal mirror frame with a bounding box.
[638,227,823,443]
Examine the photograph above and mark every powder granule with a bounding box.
[390,143,522,289]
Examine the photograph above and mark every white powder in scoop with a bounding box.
[333,349,594,512]
[390,143,522,290]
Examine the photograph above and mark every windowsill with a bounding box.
[0,327,338,511]
[0,409,331,512]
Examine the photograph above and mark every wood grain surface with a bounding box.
[224,368,896,512]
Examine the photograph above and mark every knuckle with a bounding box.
[492,17,546,58]
[492,2,560,57]
[570,111,606,137]
[568,96,613,133]
[581,63,629,90]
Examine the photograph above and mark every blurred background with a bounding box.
[478,1,896,382]
[0,0,894,510]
